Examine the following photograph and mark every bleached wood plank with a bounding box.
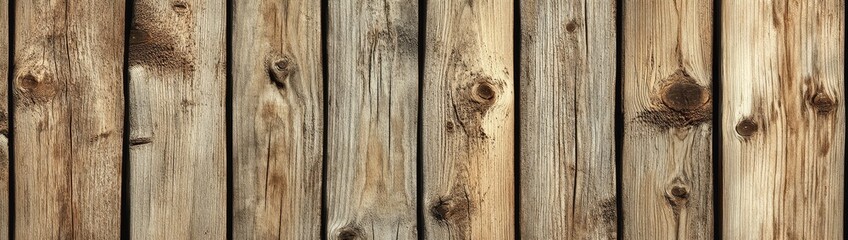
[722,0,845,238]
[422,1,514,239]
[12,0,124,238]
[519,0,617,238]
[231,0,324,239]
[621,0,714,239]
[325,0,419,239]
[128,0,227,238]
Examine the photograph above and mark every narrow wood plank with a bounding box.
[0,0,8,238]
[621,0,714,239]
[722,0,845,238]
[128,0,226,238]
[231,0,323,238]
[325,0,419,239]
[422,1,514,239]
[12,0,124,238]
[519,0,617,238]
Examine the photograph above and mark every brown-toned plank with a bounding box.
[519,0,617,238]
[0,0,8,238]
[722,0,845,238]
[127,0,226,238]
[621,0,714,239]
[231,0,323,238]
[12,0,124,238]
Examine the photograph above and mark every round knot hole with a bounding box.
[735,119,758,137]
[670,185,688,198]
[473,83,496,102]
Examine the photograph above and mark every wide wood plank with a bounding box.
[621,0,714,239]
[128,0,226,238]
[422,1,514,239]
[231,0,323,239]
[0,0,8,238]
[722,0,845,238]
[519,0,617,239]
[12,0,124,238]
[325,0,419,239]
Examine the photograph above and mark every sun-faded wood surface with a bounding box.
[0,0,8,238]
[12,0,124,238]
[128,0,227,238]
[423,1,514,239]
[325,0,418,239]
[231,1,324,239]
[621,0,714,239]
[722,0,845,239]
[519,0,617,239]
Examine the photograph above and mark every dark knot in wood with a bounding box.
[670,185,689,198]
[19,74,40,90]
[811,92,835,113]
[735,119,758,137]
[336,224,362,240]
[268,56,298,89]
[172,1,189,13]
[661,82,708,112]
[472,82,497,103]
[565,20,578,33]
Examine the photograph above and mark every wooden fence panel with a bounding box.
[0,0,8,238]
[231,1,323,239]
[127,0,226,238]
[12,0,125,238]
[722,0,845,238]
[519,0,617,239]
[326,0,419,239]
[621,0,714,239]
[423,1,514,239]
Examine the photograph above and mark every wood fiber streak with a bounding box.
[128,0,226,238]
[722,0,845,238]
[12,0,124,238]
[423,1,514,239]
[621,0,714,239]
[231,1,323,239]
[0,0,8,238]
[326,0,419,239]
[519,0,617,239]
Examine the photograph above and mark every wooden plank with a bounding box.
[127,0,226,238]
[12,0,124,238]
[325,0,419,239]
[0,0,8,238]
[722,0,845,238]
[519,0,617,238]
[621,0,714,239]
[422,1,514,239]
[231,0,323,239]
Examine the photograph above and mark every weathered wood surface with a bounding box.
[519,0,617,239]
[0,0,8,238]
[326,0,419,239]
[722,0,845,239]
[621,0,714,239]
[128,0,227,238]
[423,1,514,239]
[12,0,124,238]
[231,1,324,239]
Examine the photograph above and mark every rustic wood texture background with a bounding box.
[0,0,844,239]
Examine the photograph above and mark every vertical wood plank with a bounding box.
[0,0,8,237]
[128,0,226,238]
[722,0,845,238]
[12,0,124,238]
[621,0,714,239]
[422,1,514,239]
[519,0,617,239]
[231,0,323,239]
[325,0,418,239]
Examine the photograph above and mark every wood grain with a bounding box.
[519,0,617,239]
[0,0,8,238]
[127,0,226,238]
[12,0,124,238]
[325,0,418,239]
[722,0,845,238]
[422,1,514,239]
[621,0,714,239]
[231,0,323,239]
